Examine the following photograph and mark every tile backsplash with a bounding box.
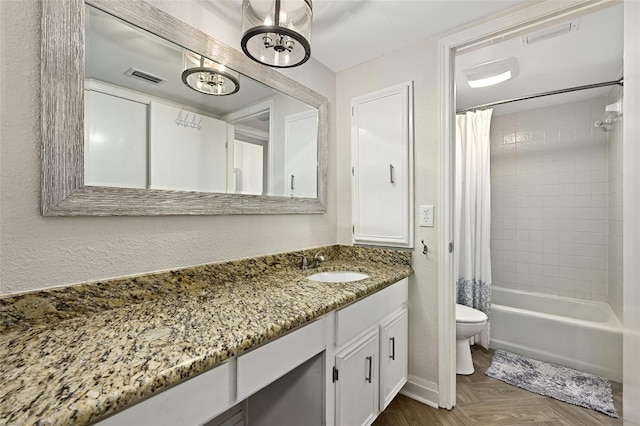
[490,98,611,301]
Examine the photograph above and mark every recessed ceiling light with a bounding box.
[464,57,518,88]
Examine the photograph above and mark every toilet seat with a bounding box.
[456,304,487,324]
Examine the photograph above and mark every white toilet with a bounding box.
[455,304,488,375]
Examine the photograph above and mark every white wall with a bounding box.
[607,86,624,321]
[490,98,610,301]
[0,0,336,295]
[623,1,640,422]
[337,40,441,390]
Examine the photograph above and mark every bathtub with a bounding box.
[490,287,622,382]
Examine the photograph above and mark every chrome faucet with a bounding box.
[299,251,326,270]
[299,255,309,270]
[310,251,326,268]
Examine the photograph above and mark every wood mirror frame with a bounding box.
[41,0,328,216]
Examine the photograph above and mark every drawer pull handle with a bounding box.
[290,174,295,190]
[366,356,372,383]
[389,164,395,184]
[390,337,396,360]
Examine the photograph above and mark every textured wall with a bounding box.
[0,0,336,295]
[490,98,610,301]
[336,39,441,387]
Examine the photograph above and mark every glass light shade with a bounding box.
[241,0,312,68]
[465,57,518,88]
[181,51,240,96]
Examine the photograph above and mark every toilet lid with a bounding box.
[456,304,488,323]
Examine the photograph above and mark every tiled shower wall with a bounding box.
[607,86,623,320]
[490,98,610,301]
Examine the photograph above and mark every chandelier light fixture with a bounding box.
[241,0,312,68]
[181,51,240,96]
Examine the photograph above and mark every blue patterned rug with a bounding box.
[486,349,618,418]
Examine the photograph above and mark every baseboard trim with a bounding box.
[399,375,439,408]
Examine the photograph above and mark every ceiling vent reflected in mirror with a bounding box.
[181,51,240,96]
[124,67,167,85]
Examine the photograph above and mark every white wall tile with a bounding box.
[490,97,611,301]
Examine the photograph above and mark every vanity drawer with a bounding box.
[236,318,325,400]
[97,362,231,426]
[335,278,408,346]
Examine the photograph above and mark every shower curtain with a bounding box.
[454,109,493,348]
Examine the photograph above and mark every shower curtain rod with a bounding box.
[456,78,624,114]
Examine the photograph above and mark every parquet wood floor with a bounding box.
[374,346,623,426]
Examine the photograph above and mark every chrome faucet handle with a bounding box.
[314,251,326,262]
[299,255,308,270]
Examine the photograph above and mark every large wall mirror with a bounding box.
[41,0,328,215]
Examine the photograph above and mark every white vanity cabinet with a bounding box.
[335,329,380,426]
[97,362,232,426]
[96,278,409,426]
[379,309,408,410]
[351,82,414,248]
[97,320,325,426]
[332,278,409,426]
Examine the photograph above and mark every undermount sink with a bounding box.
[306,271,369,283]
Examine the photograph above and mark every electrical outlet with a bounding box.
[419,205,434,227]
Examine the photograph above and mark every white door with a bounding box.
[379,309,408,410]
[335,330,379,426]
[352,82,413,247]
[284,110,318,198]
[84,90,147,188]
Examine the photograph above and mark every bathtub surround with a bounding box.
[490,98,610,302]
[455,109,493,348]
[486,349,618,418]
[0,245,412,424]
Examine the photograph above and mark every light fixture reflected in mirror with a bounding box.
[181,51,240,95]
[241,0,312,68]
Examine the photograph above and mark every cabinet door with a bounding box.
[379,309,408,410]
[351,82,413,248]
[284,109,318,198]
[84,90,148,188]
[335,330,379,426]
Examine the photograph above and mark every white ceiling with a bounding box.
[455,4,624,115]
[310,0,530,72]
[88,1,623,118]
[204,0,530,72]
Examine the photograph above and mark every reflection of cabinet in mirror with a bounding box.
[84,81,232,192]
[84,89,147,189]
[285,110,318,198]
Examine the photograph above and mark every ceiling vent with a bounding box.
[521,19,580,45]
[124,67,167,85]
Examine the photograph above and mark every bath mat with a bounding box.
[486,349,618,418]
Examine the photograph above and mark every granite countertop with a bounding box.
[0,245,412,425]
